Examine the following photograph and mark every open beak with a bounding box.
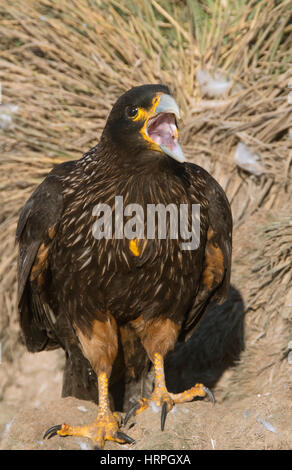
[145,94,185,164]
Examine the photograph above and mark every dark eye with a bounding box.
[126,105,138,119]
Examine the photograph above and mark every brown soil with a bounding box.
[1,390,291,450]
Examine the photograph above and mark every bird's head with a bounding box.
[102,84,185,164]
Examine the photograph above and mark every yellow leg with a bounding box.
[44,372,134,448]
[125,352,214,431]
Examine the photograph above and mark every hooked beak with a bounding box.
[145,94,185,164]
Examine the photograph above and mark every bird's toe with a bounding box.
[43,424,63,440]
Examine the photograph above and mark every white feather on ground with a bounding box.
[196,68,232,97]
[234,142,265,176]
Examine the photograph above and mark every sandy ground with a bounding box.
[0,310,291,450]
[1,386,291,450]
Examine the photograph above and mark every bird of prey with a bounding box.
[16,84,232,448]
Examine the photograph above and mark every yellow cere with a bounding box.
[133,95,163,151]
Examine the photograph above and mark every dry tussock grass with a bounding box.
[227,209,292,399]
[0,0,291,392]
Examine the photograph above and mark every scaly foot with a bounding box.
[124,353,215,431]
[43,409,134,449]
[43,372,134,449]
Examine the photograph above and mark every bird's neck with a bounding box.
[76,141,189,207]
[95,135,186,180]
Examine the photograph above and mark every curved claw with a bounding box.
[43,424,63,440]
[124,402,140,426]
[93,431,134,450]
[116,431,135,445]
[203,385,215,405]
[161,401,168,432]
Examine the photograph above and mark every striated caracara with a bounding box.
[16,84,232,448]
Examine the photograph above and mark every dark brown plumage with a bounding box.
[16,84,232,447]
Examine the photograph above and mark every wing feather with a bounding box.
[183,163,232,339]
[16,173,64,351]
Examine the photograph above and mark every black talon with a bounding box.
[124,402,140,426]
[116,431,135,445]
[43,424,63,440]
[161,401,168,431]
[203,386,215,405]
